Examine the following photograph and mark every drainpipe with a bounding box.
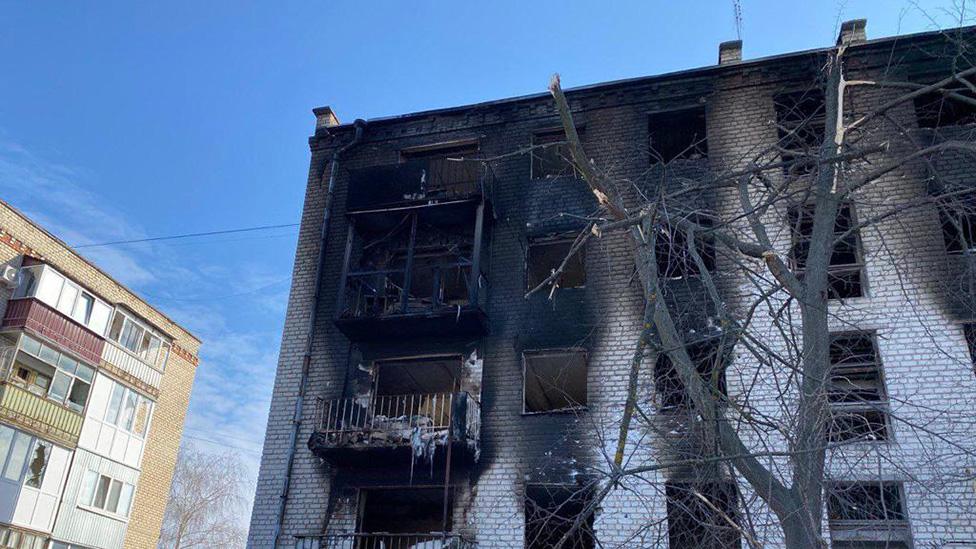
[271,118,366,548]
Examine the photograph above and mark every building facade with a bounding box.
[0,200,200,549]
[250,22,976,548]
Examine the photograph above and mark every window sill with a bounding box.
[77,504,129,524]
[521,406,588,417]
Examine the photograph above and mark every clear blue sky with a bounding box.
[0,0,963,514]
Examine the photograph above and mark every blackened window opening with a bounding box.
[401,142,483,198]
[524,484,595,549]
[665,482,741,549]
[527,239,586,290]
[532,130,582,180]
[775,90,826,176]
[913,76,976,128]
[827,482,906,521]
[523,350,588,413]
[827,333,889,442]
[789,202,865,299]
[940,194,976,253]
[358,488,451,535]
[654,342,727,412]
[655,217,716,279]
[648,107,708,164]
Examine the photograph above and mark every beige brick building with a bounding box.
[0,199,199,549]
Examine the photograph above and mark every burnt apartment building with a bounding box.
[250,21,976,548]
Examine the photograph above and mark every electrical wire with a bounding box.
[73,223,300,249]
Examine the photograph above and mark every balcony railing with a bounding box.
[339,263,476,319]
[295,533,476,549]
[346,159,493,212]
[1,298,104,365]
[313,392,480,456]
[0,383,83,447]
[101,339,162,396]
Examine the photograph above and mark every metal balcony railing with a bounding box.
[338,263,478,320]
[295,533,476,549]
[315,392,479,449]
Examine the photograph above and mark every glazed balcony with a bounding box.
[100,339,162,397]
[1,298,104,366]
[0,346,83,448]
[308,392,480,466]
[295,533,476,549]
[346,158,492,213]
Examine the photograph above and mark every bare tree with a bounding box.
[516,19,976,549]
[158,444,250,549]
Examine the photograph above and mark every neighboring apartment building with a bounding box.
[0,200,200,549]
[250,22,976,548]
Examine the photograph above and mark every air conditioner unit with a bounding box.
[0,266,18,289]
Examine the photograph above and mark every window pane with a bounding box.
[35,269,64,306]
[48,372,71,404]
[12,267,38,299]
[56,282,78,317]
[89,301,112,336]
[57,355,78,376]
[133,397,152,437]
[19,336,41,357]
[75,363,94,383]
[93,475,111,509]
[68,380,91,412]
[120,319,144,354]
[120,390,137,431]
[0,427,14,470]
[109,312,125,343]
[80,470,99,505]
[39,343,59,366]
[25,439,50,488]
[146,336,162,364]
[105,383,125,425]
[3,432,31,482]
[118,483,134,517]
[106,479,122,513]
[71,293,94,325]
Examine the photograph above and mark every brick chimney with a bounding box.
[313,106,341,130]
[837,19,867,46]
[718,40,743,65]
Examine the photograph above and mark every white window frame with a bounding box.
[78,469,135,521]
[16,335,95,413]
[13,265,112,335]
[107,308,171,371]
[0,426,52,490]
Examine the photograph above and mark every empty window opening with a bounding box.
[527,238,586,290]
[665,482,741,549]
[373,356,462,428]
[774,90,826,176]
[965,324,976,376]
[358,488,450,535]
[648,107,708,164]
[913,77,976,128]
[654,343,727,413]
[531,129,582,180]
[827,333,889,442]
[523,350,588,413]
[939,194,976,253]
[524,484,595,549]
[828,482,911,549]
[401,141,482,197]
[789,202,865,299]
[655,217,716,279]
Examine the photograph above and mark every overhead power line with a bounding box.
[73,223,300,249]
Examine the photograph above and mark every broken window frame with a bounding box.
[827,332,891,443]
[827,481,913,548]
[399,139,484,199]
[522,348,589,415]
[654,341,728,413]
[530,128,584,181]
[647,106,709,164]
[664,481,741,549]
[912,74,976,129]
[788,201,867,300]
[938,192,976,254]
[523,483,596,549]
[526,236,586,291]
[774,89,827,177]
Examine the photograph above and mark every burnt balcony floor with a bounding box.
[334,306,488,341]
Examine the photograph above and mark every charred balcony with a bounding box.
[335,195,489,341]
[308,356,481,466]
